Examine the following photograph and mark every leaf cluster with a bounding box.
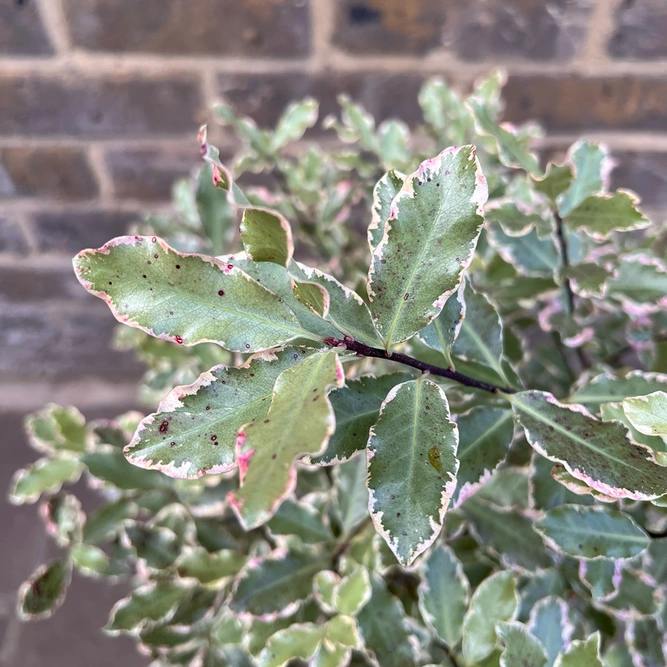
[9,71,667,667]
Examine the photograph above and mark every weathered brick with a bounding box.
[609,0,667,60]
[0,2,54,56]
[0,265,87,302]
[0,216,30,254]
[32,209,138,254]
[444,0,592,61]
[333,0,446,56]
[217,72,425,130]
[0,73,202,138]
[612,152,667,211]
[63,0,310,57]
[104,145,201,201]
[503,75,667,132]
[0,302,142,382]
[0,146,98,201]
[333,0,590,59]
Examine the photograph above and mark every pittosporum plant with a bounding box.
[9,70,667,667]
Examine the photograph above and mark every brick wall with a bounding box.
[1,0,667,413]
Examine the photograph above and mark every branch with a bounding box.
[325,337,516,395]
[554,210,576,314]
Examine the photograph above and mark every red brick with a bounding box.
[609,0,667,60]
[104,145,202,201]
[443,0,592,62]
[0,146,98,201]
[0,216,30,254]
[504,75,667,132]
[63,0,310,57]
[333,0,446,56]
[0,73,203,138]
[0,2,54,56]
[32,209,138,254]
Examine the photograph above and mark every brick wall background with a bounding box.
[0,0,666,663]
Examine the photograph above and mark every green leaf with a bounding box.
[290,262,382,346]
[231,350,345,529]
[561,263,613,298]
[368,146,487,347]
[333,454,370,533]
[418,544,470,647]
[605,567,659,617]
[230,548,326,619]
[357,573,417,667]
[124,522,180,570]
[646,537,667,585]
[367,377,459,566]
[333,567,371,615]
[369,170,405,251]
[569,371,667,410]
[564,191,649,240]
[176,547,246,584]
[463,497,553,571]
[453,280,507,383]
[417,282,464,368]
[74,236,309,352]
[608,256,667,310]
[487,201,551,237]
[9,456,82,505]
[40,493,84,547]
[557,142,612,216]
[453,407,514,505]
[528,597,573,667]
[532,163,573,202]
[496,622,548,667]
[312,373,412,465]
[626,618,666,667]
[220,256,336,341]
[106,582,189,634]
[509,390,667,500]
[71,544,110,577]
[578,559,620,600]
[555,633,603,667]
[272,98,318,150]
[469,97,541,175]
[622,390,667,437]
[488,224,559,277]
[82,448,169,490]
[534,506,650,559]
[240,208,294,267]
[197,164,235,256]
[24,404,89,454]
[126,348,313,479]
[267,498,333,544]
[531,454,594,510]
[462,571,519,664]
[315,568,371,616]
[18,558,72,620]
[377,119,411,169]
[83,498,137,544]
[291,279,329,317]
[258,623,322,667]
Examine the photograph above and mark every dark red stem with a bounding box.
[325,337,516,395]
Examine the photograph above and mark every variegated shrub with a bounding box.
[9,71,667,667]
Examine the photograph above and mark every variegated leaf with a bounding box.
[367,377,459,565]
[74,237,310,352]
[230,351,344,529]
[368,146,487,347]
[509,391,667,500]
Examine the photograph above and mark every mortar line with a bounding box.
[87,144,114,203]
[36,0,72,54]
[577,0,624,67]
